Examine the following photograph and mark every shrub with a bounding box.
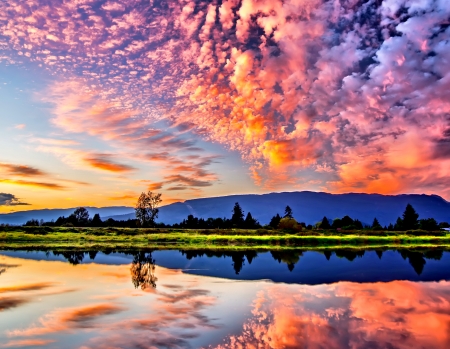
[278,218,302,231]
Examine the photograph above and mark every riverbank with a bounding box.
[1,226,450,250]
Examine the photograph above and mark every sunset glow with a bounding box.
[1,0,450,211]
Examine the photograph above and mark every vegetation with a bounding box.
[135,191,162,227]
[1,226,450,251]
[9,200,448,251]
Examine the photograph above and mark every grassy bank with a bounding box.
[1,226,450,250]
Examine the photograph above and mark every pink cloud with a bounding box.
[1,0,450,197]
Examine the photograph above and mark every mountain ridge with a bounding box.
[1,191,449,226]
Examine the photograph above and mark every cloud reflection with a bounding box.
[211,281,450,349]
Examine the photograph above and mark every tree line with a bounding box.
[23,191,450,231]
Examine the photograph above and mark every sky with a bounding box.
[1,0,450,212]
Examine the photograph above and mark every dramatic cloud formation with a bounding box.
[0,193,29,206]
[1,0,450,196]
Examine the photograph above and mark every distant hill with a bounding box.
[0,206,132,225]
[2,192,450,226]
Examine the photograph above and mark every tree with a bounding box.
[73,207,89,225]
[402,204,419,230]
[135,191,162,227]
[332,218,342,229]
[278,217,301,231]
[231,202,245,227]
[341,215,354,228]
[91,213,102,227]
[269,214,282,228]
[320,216,331,229]
[419,218,439,231]
[394,217,404,230]
[372,217,382,230]
[284,206,293,219]
[244,212,259,229]
[24,219,39,226]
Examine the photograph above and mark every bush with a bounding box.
[278,218,302,231]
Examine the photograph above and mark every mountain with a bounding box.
[110,191,450,226]
[0,206,132,225]
[2,192,450,226]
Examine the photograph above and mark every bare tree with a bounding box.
[135,191,162,227]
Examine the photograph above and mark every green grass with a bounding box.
[1,226,450,250]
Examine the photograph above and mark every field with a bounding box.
[1,226,450,251]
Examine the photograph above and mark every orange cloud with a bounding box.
[0,163,47,177]
[0,179,66,190]
[2,339,55,348]
[83,155,136,173]
[1,0,450,197]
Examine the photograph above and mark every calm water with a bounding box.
[1,249,450,348]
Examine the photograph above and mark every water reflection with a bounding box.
[130,252,157,289]
[17,248,448,277]
[1,251,450,349]
[212,281,450,349]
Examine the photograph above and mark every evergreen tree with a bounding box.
[372,217,382,230]
[231,202,245,227]
[244,212,259,229]
[341,215,354,227]
[91,213,102,227]
[269,214,281,228]
[321,216,331,229]
[402,204,419,230]
[394,217,404,230]
[284,206,293,219]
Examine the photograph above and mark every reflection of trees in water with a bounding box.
[52,251,99,265]
[335,250,365,262]
[49,247,446,277]
[271,251,303,271]
[400,251,426,275]
[130,252,157,289]
[181,250,257,274]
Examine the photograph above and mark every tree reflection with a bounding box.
[230,252,246,275]
[271,251,303,271]
[130,252,157,289]
[335,250,365,261]
[56,252,86,265]
[400,250,426,275]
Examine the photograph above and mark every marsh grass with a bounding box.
[0,226,449,250]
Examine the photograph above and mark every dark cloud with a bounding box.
[0,163,47,177]
[0,193,30,206]
[0,297,28,311]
